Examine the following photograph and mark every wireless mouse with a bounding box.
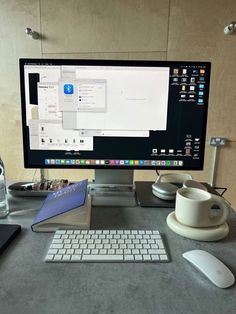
[183,249,235,289]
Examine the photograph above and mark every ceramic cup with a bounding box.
[175,187,231,227]
[183,180,208,191]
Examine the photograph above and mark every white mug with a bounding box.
[183,180,207,191]
[175,187,231,227]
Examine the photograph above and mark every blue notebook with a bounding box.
[31,179,91,232]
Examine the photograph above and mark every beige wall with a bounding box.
[0,0,236,207]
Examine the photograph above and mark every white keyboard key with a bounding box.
[58,249,66,254]
[88,244,95,249]
[134,255,143,261]
[104,244,111,249]
[140,249,148,255]
[151,255,160,261]
[64,244,72,249]
[54,254,63,261]
[143,255,151,261]
[71,255,81,261]
[124,255,134,261]
[88,230,95,234]
[160,255,168,261]
[74,230,81,234]
[151,244,158,249]
[75,249,82,255]
[102,239,109,244]
[100,249,107,254]
[54,234,61,239]
[50,244,63,249]
[96,244,103,249]
[62,255,71,261]
[124,249,131,255]
[151,235,161,239]
[156,249,167,255]
[83,249,91,255]
[94,239,102,244]
[72,244,80,249]
[140,239,147,244]
[66,249,74,255]
[156,240,165,249]
[116,249,123,255]
[79,244,87,249]
[82,255,123,261]
[56,230,66,234]
[111,244,119,249]
[148,249,160,255]
[45,254,54,261]
[48,249,58,255]
[127,244,135,249]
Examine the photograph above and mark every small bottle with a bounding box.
[0,156,9,218]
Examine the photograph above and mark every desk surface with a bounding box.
[1,195,236,314]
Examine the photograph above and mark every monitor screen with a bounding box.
[19,59,211,171]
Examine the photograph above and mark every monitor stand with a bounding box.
[90,169,136,207]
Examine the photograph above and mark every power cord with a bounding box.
[212,187,227,197]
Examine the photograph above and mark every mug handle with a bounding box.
[209,194,231,226]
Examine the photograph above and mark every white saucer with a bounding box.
[166,211,229,241]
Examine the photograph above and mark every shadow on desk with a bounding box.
[7,195,45,217]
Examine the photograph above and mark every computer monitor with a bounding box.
[19,58,211,189]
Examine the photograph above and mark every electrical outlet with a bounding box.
[210,137,226,147]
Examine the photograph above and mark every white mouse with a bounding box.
[183,249,235,289]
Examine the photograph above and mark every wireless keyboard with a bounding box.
[45,229,169,262]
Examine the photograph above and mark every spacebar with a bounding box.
[82,255,123,261]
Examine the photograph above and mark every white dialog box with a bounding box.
[77,79,106,112]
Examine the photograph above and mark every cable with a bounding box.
[32,169,38,182]
[212,187,227,197]
[156,170,160,177]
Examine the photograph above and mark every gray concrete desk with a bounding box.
[0,195,236,314]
